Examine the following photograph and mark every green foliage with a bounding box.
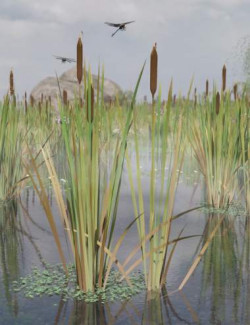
[12,264,145,303]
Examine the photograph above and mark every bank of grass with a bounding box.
[0,96,26,201]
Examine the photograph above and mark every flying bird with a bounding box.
[53,55,76,63]
[104,21,135,37]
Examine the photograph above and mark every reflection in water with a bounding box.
[51,289,200,325]
[0,201,21,316]
[199,213,250,324]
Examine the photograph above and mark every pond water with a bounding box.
[0,152,249,325]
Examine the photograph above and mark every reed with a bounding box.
[189,87,244,209]
[0,96,26,201]
[24,63,145,293]
[124,78,197,293]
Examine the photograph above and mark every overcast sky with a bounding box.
[0,0,249,100]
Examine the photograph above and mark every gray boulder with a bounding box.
[30,67,122,103]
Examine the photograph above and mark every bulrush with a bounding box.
[77,32,83,85]
[24,92,28,113]
[38,101,41,114]
[30,95,35,107]
[222,64,226,92]
[9,70,15,96]
[150,43,158,101]
[233,83,238,101]
[87,85,94,122]
[63,90,68,107]
[216,91,220,115]
[205,79,209,97]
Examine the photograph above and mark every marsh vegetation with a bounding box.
[0,37,249,324]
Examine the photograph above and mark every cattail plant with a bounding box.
[24,92,28,113]
[30,95,35,107]
[205,79,209,98]
[233,83,238,101]
[222,64,226,92]
[194,88,197,108]
[216,91,220,115]
[63,90,68,107]
[9,70,15,96]
[150,43,158,102]
[77,33,83,85]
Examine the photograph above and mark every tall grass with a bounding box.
[0,96,26,201]
[188,86,243,208]
[24,61,145,292]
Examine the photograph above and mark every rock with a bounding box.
[30,67,122,103]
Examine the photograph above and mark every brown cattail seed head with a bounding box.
[205,79,209,97]
[77,33,83,85]
[38,101,41,114]
[9,70,15,96]
[194,88,197,108]
[24,92,28,113]
[87,85,94,122]
[63,90,68,106]
[222,64,226,92]
[150,43,158,99]
[233,84,237,101]
[30,95,35,107]
[216,92,220,114]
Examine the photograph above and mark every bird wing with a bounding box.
[65,58,76,63]
[105,22,122,27]
[122,20,135,25]
[54,55,63,60]
[53,55,75,63]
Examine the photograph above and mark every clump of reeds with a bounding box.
[189,83,244,209]
[0,96,26,201]
[24,62,146,293]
